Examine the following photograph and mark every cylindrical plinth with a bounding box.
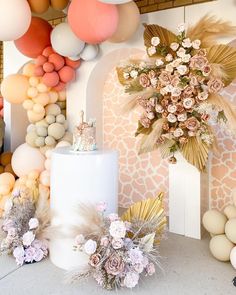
[49,147,118,270]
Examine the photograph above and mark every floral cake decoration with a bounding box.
[117,15,236,171]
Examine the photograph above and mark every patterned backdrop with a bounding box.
[103,66,236,212]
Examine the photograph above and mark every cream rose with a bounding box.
[185,117,200,131]
[183,97,195,109]
[207,78,224,93]
[147,46,156,56]
[151,36,160,46]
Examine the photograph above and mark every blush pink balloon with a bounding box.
[53,81,66,91]
[58,66,75,83]
[34,66,45,77]
[48,53,65,71]
[42,46,55,57]
[65,57,81,69]
[43,62,55,73]
[36,55,47,66]
[68,0,119,44]
[42,72,59,87]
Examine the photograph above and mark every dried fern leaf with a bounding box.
[207,44,236,86]
[143,23,177,48]
[138,118,165,155]
[121,193,166,244]
[208,93,236,132]
[187,14,236,48]
[180,137,210,172]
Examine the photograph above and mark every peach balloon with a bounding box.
[50,0,69,10]
[53,82,66,91]
[43,62,55,73]
[108,1,140,43]
[0,172,15,188]
[42,46,55,57]
[12,143,45,177]
[28,0,50,14]
[48,53,65,71]
[14,17,52,58]
[65,57,81,69]
[35,66,45,77]
[36,55,48,66]
[1,74,29,104]
[68,0,119,44]
[58,66,75,83]
[42,72,60,87]
[23,63,36,77]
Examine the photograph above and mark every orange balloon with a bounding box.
[27,0,50,14]
[50,0,69,10]
[14,17,52,58]
[1,74,29,104]
[109,2,140,43]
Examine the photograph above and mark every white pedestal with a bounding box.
[49,147,119,270]
[169,153,209,239]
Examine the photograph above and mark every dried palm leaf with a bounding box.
[143,23,177,49]
[138,118,166,155]
[207,44,236,86]
[187,15,236,48]
[121,193,166,244]
[158,139,176,158]
[208,93,236,132]
[210,63,229,81]
[122,89,154,114]
[180,137,210,172]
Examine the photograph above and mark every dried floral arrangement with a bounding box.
[117,15,236,171]
[66,194,166,290]
[0,184,50,266]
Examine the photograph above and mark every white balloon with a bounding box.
[68,55,80,61]
[98,0,132,3]
[230,247,236,269]
[0,0,31,41]
[51,23,85,57]
[80,44,99,61]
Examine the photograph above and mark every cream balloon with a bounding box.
[51,23,85,57]
[0,0,31,41]
[224,205,236,219]
[80,44,99,61]
[209,234,234,262]
[108,1,140,43]
[202,210,227,235]
[230,247,236,269]
[225,218,236,243]
[12,143,45,177]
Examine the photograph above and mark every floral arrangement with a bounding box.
[0,184,50,266]
[117,15,236,171]
[66,194,166,290]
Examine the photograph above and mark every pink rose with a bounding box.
[185,117,200,131]
[202,65,211,76]
[100,236,109,247]
[183,86,194,97]
[190,75,199,86]
[104,253,125,275]
[146,263,155,276]
[183,97,195,109]
[89,253,101,267]
[140,115,151,128]
[207,78,224,93]
[159,71,171,86]
[190,55,208,70]
[139,73,150,88]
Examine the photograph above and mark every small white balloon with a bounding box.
[0,0,31,41]
[230,247,236,269]
[80,44,99,61]
[51,22,85,57]
[68,55,80,61]
[98,0,132,3]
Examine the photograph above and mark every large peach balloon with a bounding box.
[109,1,140,43]
[1,74,29,104]
[14,17,53,58]
[68,0,119,44]
[12,143,45,177]
[0,0,31,41]
[51,0,70,10]
[27,0,50,13]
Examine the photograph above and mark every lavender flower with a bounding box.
[13,246,25,266]
[22,231,35,247]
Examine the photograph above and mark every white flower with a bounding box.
[165,53,173,62]
[129,248,144,264]
[182,54,191,63]
[84,239,97,255]
[192,39,201,49]
[124,272,140,289]
[150,77,158,86]
[173,128,184,137]
[147,46,156,56]
[198,91,208,101]
[155,59,164,67]
[151,36,160,46]
[172,58,182,68]
[160,88,168,96]
[109,220,126,239]
[182,38,192,48]
[155,104,164,113]
[139,61,146,69]
[75,234,85,245]
[165,64,174,73]
[22,231,35,247]
[108,213,119,222]
[183,97,195,109]
[177,47,186,58]
[177,65,188,75]
[123,72,129,80]
[171,87,182,97]
[178,112,187,122]
[96,201,107,212]
[147,112,155,120]
[177,23,187,33]
[112,238,124,249]
[167,113,177,123]
[29,218,39,230]
[130,70,138,79]
[167,104,177,113]
[170,42,179,51]
[13,246,25,266]
[164,84,174,93]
